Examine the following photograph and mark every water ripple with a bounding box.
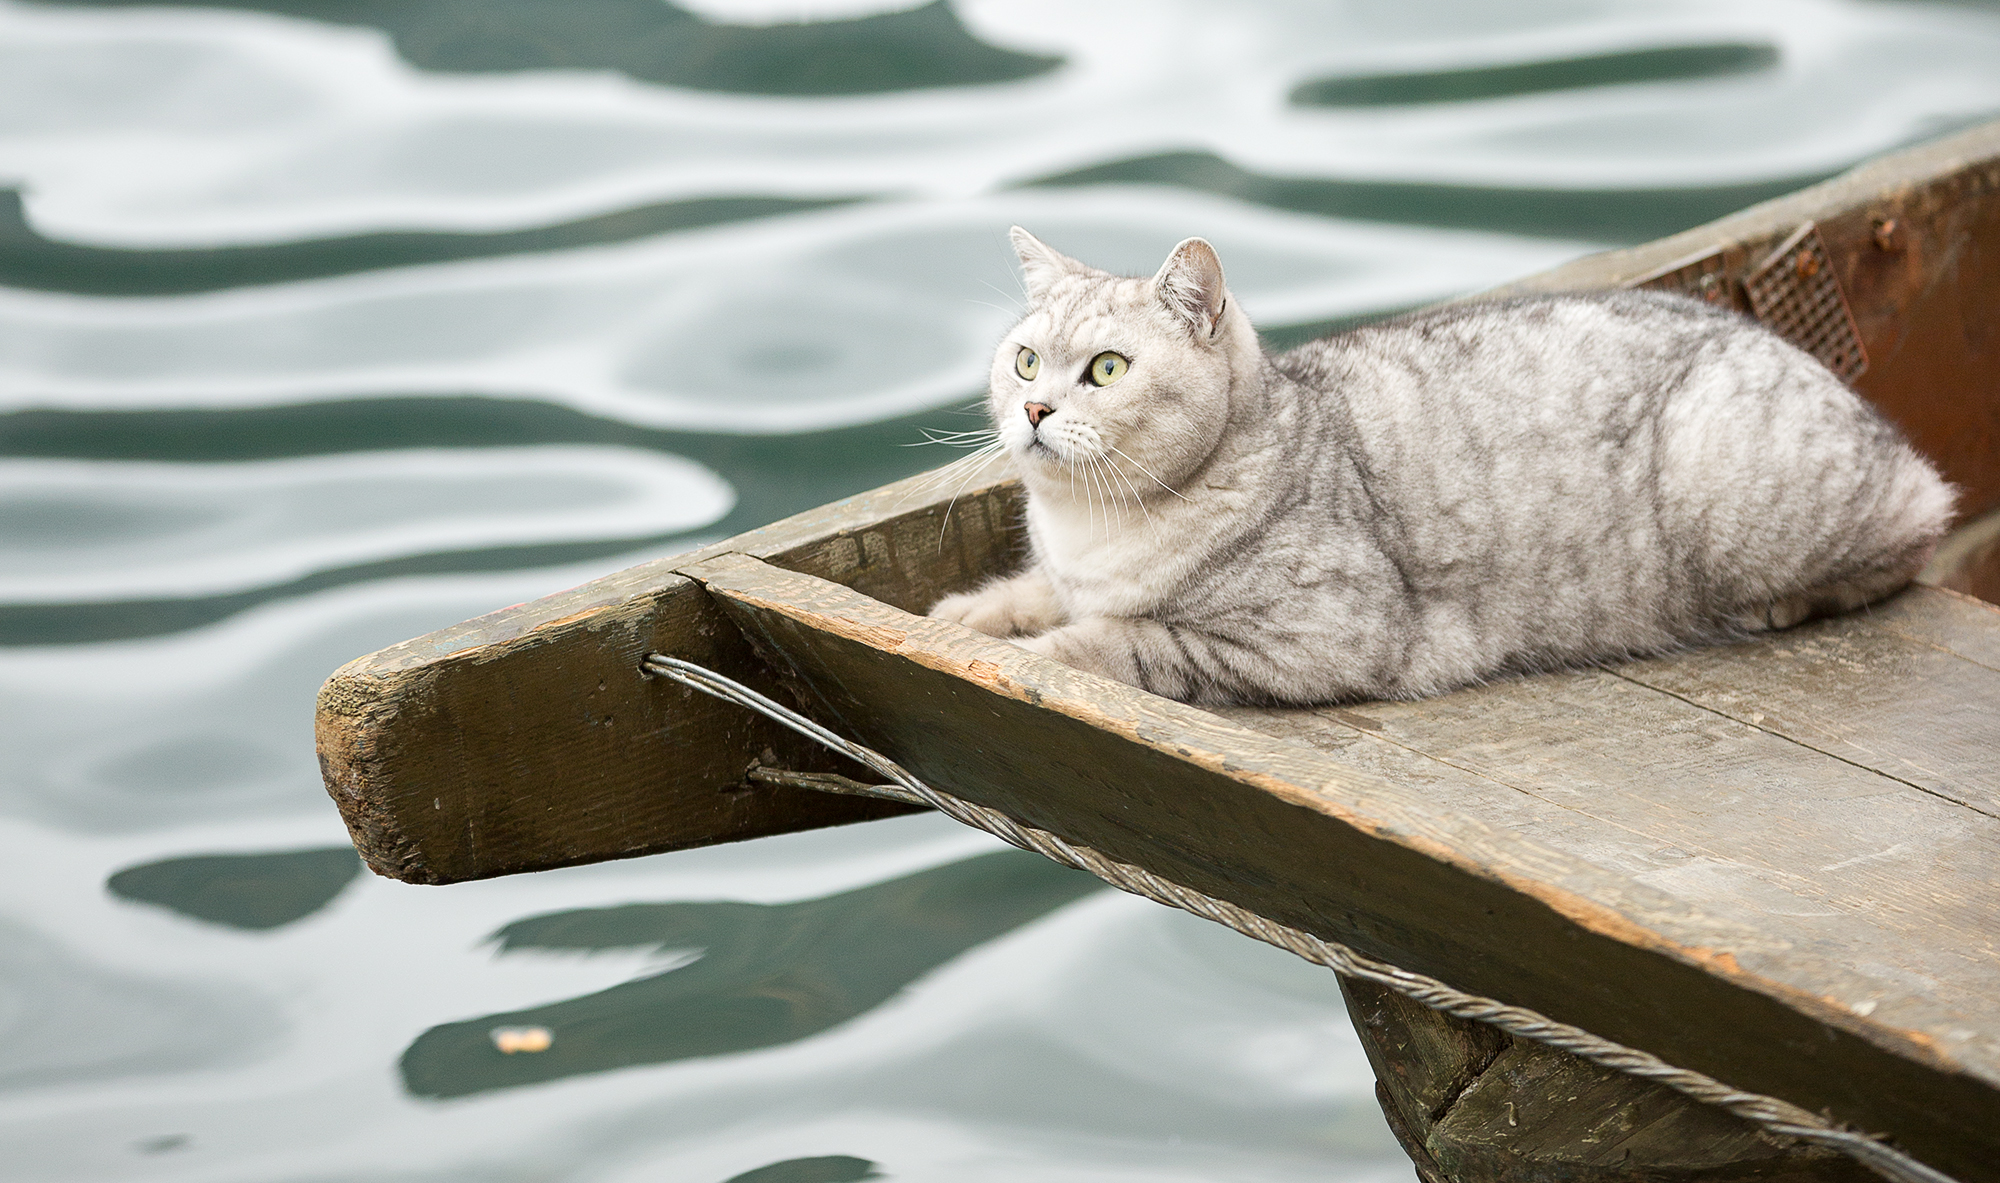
[106,847,361,931]
[1290,42,1780,107]
[42,0,1062,95]
[0,189,863,296]
[0,446,732,602]
[1024,149,1828,243]
[0,559,681,830]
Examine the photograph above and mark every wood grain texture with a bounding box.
[1341,978,1869,1183]
[1342,975,1508,1136]
[315,573,921,884]
[684,552,2000,1182]
[1885,588,2000,668]
[1223,664,2000,1098]
[1433,1040,1868,1183]
[1614,587,2000,817]
[314,470,1022,882]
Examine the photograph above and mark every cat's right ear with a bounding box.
[1154,237,1228,340]
[1010,226,1080,302]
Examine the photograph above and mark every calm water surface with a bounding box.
[4,1,1999,1179]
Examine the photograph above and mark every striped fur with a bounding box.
[929,229,1955,706]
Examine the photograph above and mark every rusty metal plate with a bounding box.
[1745,222,1869,382]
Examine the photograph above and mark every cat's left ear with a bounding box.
[1153,238,1228,340]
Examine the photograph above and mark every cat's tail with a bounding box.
[1729,442,1956,633]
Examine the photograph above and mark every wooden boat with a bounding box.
[316,120,2000,1182]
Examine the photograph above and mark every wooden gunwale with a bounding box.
[316,119,2000,1179]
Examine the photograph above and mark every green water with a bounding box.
[2,0,1997,1178]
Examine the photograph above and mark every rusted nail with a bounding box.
[1872,217,1900,251]
[1795,251,1821,279]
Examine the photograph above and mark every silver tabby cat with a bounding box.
[929,228,1955,707]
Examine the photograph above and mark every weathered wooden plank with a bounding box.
[1433,1038,1869,1183]
[1219,689,2000,1181]
[681,550,2000,1182]
[316,573,923,884]
[1612,587,2000,817]
[1910,562,2000,671]
[314,468,1020,881]
[1340,974,1505,1179]
[1224,671,2000,1066]
[1340,977,1868,1183]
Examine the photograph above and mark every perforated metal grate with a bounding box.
[1744,222,1868,382]
[1629,247,1744,312]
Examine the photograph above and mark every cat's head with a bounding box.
[991,228,1255,491]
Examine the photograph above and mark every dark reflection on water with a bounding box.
[1028,151,1834,245]
[0,532,710,645]
[46,0,1061,94]
[0,397,983,643]
[1291,43,1780,108]
[723,1156,881,1183]
[107,847,360,930]
[0,190,863,296]
[401,849,1104,1099]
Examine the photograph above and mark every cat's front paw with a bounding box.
[930,589,1037,638]
[929,574,1065,639]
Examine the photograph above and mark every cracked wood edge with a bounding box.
[312,474,1021,883]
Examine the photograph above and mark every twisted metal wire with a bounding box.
[642,653,1959,1183]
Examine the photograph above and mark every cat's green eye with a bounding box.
[1015,347,1040,380]
[1088,351,1129,386]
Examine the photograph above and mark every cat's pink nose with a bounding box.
[1024,402,1053,427]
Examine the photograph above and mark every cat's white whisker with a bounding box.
[908,426,1001,449]
[934,443,1007,548]
[1082,455,1109,543]
[1077,455,1099,541]
[1101,454,1163,542]
[1107,445,1191,501]
[1092,456,1135,543]
[976,278,1025,312]
[899,444,1005,515]
[1092,457,1131,543]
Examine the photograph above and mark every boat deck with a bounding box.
[1226,583,2000,1114]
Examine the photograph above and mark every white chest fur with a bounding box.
[1027,487,1209,618]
